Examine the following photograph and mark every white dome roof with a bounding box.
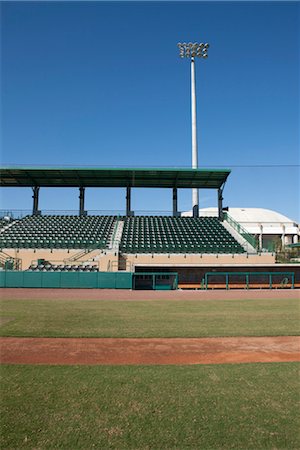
[199,208,295,225]
[209,207,297,225]
[182,207,299,236]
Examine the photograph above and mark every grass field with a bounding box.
[1,363,299,449]
[1,295,299,449]
[1,297,299,337]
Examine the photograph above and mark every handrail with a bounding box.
[204,271,295,289]
[0,209,180,219]
[63,246,100,263]
[224,212,258,249]
[0,251,22,270]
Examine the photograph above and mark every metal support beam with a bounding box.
[173,188,178,217]
[192,204,199,218]
[126,187,131,217]
[32,186,40,215]
[218,187,224,221]
[79,187,85,216]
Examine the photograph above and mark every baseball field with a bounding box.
[1,288,299,449]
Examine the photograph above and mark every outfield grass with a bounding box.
[0,298,299,337]
[1,363,299,449]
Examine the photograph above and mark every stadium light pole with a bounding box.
[177,42,209,218]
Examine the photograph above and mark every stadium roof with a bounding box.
[0,167,230,189]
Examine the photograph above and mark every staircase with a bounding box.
[109,219,124,251]
[64,246,100,263]
[223,214,257,253]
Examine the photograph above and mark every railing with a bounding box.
[0,209,180,219]
[224,212,258,249]
[64,245,100,263]
[0,251,22,270]
[203,271,295,290]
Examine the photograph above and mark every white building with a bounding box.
[183,207,299,251]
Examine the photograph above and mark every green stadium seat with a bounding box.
[119,216,245,255]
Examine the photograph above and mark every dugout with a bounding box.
[134,264,300,289]
[132,272,178,290]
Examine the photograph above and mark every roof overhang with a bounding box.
[0,167,231,189]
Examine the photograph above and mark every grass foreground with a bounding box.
[1,363,299,449]
[1,297,299,337]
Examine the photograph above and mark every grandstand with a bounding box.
[1,166,298,289]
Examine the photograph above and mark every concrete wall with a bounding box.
[2,248,276,274]
[124,252,275,270]
[1,248,102,270]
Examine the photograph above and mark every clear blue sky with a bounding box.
[1,1,299,221]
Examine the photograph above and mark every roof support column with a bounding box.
[259,224,263,251]
[79,187,86,216]
[32,186,40,216]
[126,187,132,217]
[173,188,178,217]
[218,187,224,221]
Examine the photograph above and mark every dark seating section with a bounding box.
[120,216,245,254]
[0,214,245,254]
[27,263,99,272]
[0,217,15,230]
[0,215,117,249]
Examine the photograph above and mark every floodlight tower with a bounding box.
[177,42,209,218]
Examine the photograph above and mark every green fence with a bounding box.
[203,271,295,290]
[0,271,133,289]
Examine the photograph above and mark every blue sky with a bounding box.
[1,1,299,221]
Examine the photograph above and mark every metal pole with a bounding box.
[32,186,40,215]
[191,57,199,218]
[126,187,131,217]
[178,42,209,217]
[173,188,178,217]
[218,187,224,221]
[79,187,85,216]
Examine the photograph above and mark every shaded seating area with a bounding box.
[120,216,245,254]
[0,215,117,249]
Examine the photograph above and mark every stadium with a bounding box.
[1,3,299,449]
[0,165,299,290]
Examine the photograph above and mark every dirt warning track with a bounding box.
[1,287,298,301]
[1,336,299,365]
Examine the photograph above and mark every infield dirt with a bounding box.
[1,336,299,365]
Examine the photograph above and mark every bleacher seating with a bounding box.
[0,215,116,249]
[0,217,14,230]
[0,214,246,254]
[119,216,245,254]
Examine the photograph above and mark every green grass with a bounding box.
[0,298,299,337]
[1,363,299,449]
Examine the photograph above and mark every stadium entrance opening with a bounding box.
[133,273,178,290]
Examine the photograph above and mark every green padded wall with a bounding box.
[0,271,133,289]
[41,272,61,288]
[23,272,42,288]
